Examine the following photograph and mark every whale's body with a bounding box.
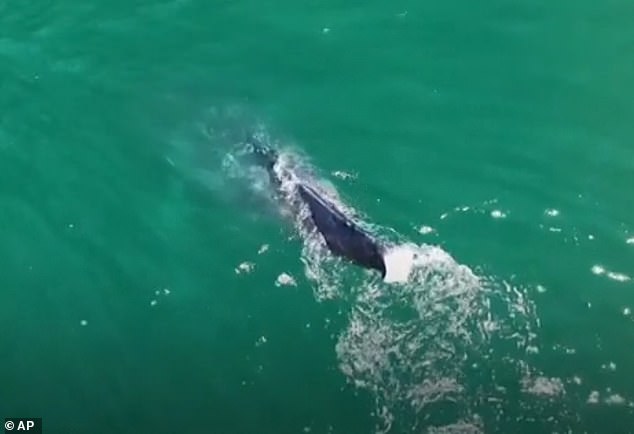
[245,137,386,278]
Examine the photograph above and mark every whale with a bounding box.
[245,137,387,279]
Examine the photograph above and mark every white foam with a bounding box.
[607,271,631,282]
[427,420,483,434]
[335,240,501,431]
[601,361,617,371]
[591,265,631,282]
[587,391,600,404]
[331,170,356,180]
[275,273,297,287]
[591,265,605,275]
[382,244,417,283]
[491,210,506,219]
[522,376,565,397]
[418,225,435,235]
[235,261,255,274]
[605,394,626,405]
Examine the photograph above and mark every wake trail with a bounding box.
[173,115,564,433]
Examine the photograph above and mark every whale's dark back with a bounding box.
[298,184,386,278]
[244,136,386,278]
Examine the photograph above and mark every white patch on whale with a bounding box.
[382,244,417,283]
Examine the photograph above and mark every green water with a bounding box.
[2,1,634,433]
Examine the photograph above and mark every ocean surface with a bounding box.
[2,1,633,433]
